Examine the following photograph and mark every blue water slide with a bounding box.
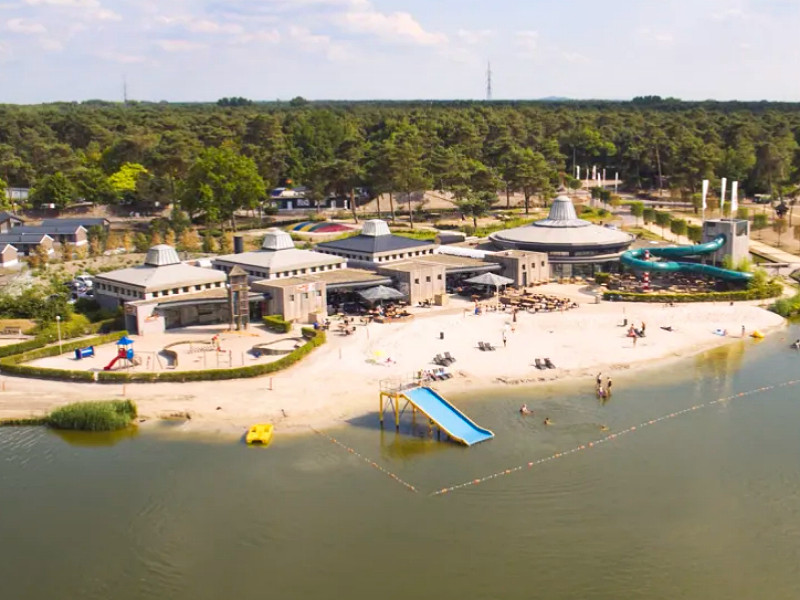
[402,387,494,446]
[620,234,752,282]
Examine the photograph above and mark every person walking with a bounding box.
[741,325,746,338]
[502,331,508,348]
[596,372,602,386]
[606,377,613,395]
[632,335,637,348]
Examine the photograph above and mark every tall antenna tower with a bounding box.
[486,61,492,101]
[123,75,128,105]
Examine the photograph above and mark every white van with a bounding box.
[74,274,93,288]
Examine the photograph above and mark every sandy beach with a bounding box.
[0,284,786,437]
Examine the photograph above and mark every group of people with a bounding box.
[519,403,551,426]
[595,372,613,399]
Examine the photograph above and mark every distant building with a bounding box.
[0,231,53,256]
[0,244,19,267]
[12,224,88,247]
[315,220,437,267]
[212,228,345,280]
[0,212,25,233]
[40,217,111,233]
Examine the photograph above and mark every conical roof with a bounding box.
[534,196,591,228]
[144,245,181,267]
[262,228,295,251]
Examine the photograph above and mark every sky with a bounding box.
[1,0,799,104]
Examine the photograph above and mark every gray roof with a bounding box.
[0,232,53,244]
[489,195,634,250]
[0,212,24,223]
[94,263,227,292]
[14,224,85,235]
[317,234,434,254]
[145,245,181,266]
[213,248,343,273]
[41,218,109,228]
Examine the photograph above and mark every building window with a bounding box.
[195,285,202,290]
[182,287,189,293]
[152,291,159,298]
[316,290,322,297]
[302,293,308,300]
[425,276,431,283]
[289,294,295,302]
[414,278,419,284]
[437,274,442,280]
[522,265,526,270]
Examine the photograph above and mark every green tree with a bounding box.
[670,218,687,240]
[655,211,672,238]
[386,122,429,228]
[0,176,9,211]
[108,162,149,203]
[133,232,149,253]
[30,172,76,209]
[630,201,645,226]
[736,207,750,220]
[686,224,703,244]
[455,191,496,229]
[752,213,769,239]
[773,218,788,247]
[180,147,266,230]
[643,207,656,223]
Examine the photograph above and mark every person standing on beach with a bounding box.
[502,331,507,347]
[632,335,637,347]
[606,377,613,395]
[596,372,602,386]
[741,325,746,337]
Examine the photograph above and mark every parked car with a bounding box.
[74,274,93,288]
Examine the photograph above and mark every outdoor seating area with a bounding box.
[534,357,556,370]
[605,272,727,294]
[499,290,579,312]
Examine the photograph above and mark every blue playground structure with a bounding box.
[104,336,138,371]
[74,346,95,360]
[620,234,752,282]
[380,383,494,446]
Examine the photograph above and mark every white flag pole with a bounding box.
[731,181,738,216]
[720,178,727,216]
[576,165,580,180]
[614,172,619,193]
[701,179,709,222]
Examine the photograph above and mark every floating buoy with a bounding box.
[750,330,764,339]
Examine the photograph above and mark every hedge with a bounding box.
[0,330,129,381]
[97,328,325,383]
[0,316,119,359]
[263,314,291,333]
[603,284,782,303]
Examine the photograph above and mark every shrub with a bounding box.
[603,283,782,303]
[48,400,137,431]
[263,314,291,333]
[594,272,611,285]
[770,293,800,318]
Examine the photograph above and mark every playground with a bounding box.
[26,323,301,373]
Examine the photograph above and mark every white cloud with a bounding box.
[156,15,243,35]
[156,39,207,52]
[231,29,281,45]
[637,28,674,44]
[456,29,494,45]
[99,51,147,64]
[289,25,349,60]
[514,30,538,56]
[6,17,46,33]
[92,8,120,21]
[338,7,446,46]
[39,37,63,50]
[562,51,589,64]
[712,8,746,20]
[25,0,99,6]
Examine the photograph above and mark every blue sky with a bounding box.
[1,0,798,103]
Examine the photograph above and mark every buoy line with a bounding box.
[429,378,800,496]
[311,427,418,493]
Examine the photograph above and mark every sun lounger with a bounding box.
[534,358,545,370]
[433,354,448,366]
[484,341,496,351]
[544,358,556,369]
[478,342,487,351]
[444,351,456,363]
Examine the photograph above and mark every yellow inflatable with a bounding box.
[750,330,764,339]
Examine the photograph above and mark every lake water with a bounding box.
[2,325,800,600]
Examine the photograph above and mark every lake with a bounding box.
[2,324,799,600]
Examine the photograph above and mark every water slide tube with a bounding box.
[620,234,752,282]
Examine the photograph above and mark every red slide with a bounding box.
[103,355,121,371]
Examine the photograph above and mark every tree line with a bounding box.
[0,99,798,229]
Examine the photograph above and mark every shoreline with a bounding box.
[0,285,787,439]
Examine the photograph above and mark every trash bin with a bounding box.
[440,332,444,340]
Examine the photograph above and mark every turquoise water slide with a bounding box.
[402,387,494,446]
[620,234,752,282]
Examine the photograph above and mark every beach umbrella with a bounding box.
[358,285,405,304]
[464,272,514,295]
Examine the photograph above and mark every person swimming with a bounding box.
[792,339,800,349]
[519,403,531,415]
[543,417,552,426]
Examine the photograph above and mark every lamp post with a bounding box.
[56,315,62,355]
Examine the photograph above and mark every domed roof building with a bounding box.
[489,196,635,278]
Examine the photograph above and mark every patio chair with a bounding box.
[444,351,456,364]
[534,358,545,370]
[478,342,487,351]
[544,357,556,369]
[484,341,496,351]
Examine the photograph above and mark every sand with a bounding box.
[0,284,785,438]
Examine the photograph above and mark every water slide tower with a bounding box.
[702,219,750,265]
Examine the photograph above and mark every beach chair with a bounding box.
[433,354,447,366]
[478,342,487,351]
[534,358,545,370]
[544,358,556,369]
[444,351,456,364]
[484,341,496,351]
